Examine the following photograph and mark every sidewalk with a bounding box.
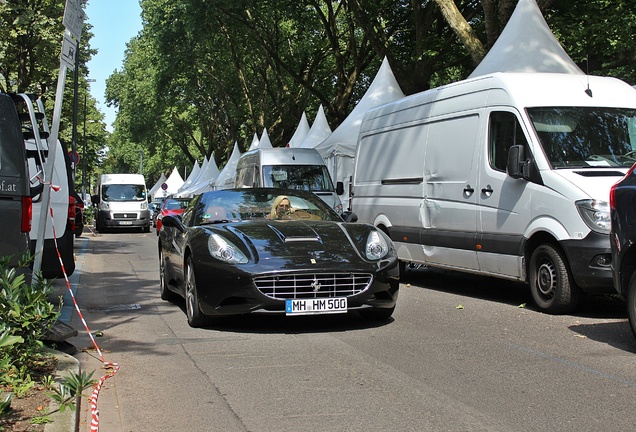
[45,230,119,432]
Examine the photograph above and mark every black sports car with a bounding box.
[158,188,400,327]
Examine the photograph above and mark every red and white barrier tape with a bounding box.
[47,197,119,431]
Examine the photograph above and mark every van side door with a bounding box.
[477,109,534,278]
[421,114,481,271]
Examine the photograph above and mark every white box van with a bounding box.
[93,174,151,232]
[235,148,343,213]
[352,72,636,313]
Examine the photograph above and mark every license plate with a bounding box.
[285,298,347,316]
[119,221,133,225]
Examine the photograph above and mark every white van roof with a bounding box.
[362,73,636,134]
[100,173,146,185]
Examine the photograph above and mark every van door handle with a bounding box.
[464,185,475,194]
[481,185,494,196]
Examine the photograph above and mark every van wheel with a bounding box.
[626,273,636,338]
[528,244,580,314]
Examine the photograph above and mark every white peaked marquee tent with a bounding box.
[287,112,310,147]
[316,57,405,210]
[469,0,583,78]
[248,128,273,151]
[298,105,331,149]
[148,173,167,199]
[177,156,220,197]
[177,160,200,194]
[213,142,242,190]
[159,167,185,198]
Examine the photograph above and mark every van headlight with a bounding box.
[366,230,390,260]
[576,199,610,234]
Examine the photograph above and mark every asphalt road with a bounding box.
[59,230,636,432]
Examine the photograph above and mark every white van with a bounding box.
[352,72,636,313]
[13,93,75,279]
[235,148,343,213]
[93,174,151,232]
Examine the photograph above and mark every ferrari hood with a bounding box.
[212,220,370,266]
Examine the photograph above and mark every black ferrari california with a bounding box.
[158,188,400,327]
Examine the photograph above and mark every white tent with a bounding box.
[247,132,259,151]
[248,129,274,151]
[315,57,405,210]
[212,142,242,190]
[298,105,331,149]
[176,160,200,194]
[154,167,184,198]
[287,111,310,147]
[469,0,583,78]
[177,156,220,197]
[148,173,167,199]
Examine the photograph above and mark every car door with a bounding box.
[477,109,534,278]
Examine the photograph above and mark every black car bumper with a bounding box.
[193,257,400,316]
[560,231,614,293]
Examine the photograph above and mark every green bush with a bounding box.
[0,254,60,363]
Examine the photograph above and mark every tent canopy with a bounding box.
[469,0,583,78]
[288,112,310,147]
[298,105,331,149]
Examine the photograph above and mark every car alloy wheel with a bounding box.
[185,256,207,327]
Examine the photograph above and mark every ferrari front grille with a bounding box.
[254,273,372,300]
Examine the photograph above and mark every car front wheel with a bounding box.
[528,243,580,314]
[185,256,208,328]
[627,273,636,338]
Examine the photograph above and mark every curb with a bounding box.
[44,349,80,432]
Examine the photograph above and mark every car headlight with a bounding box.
[208,233,248,264]
[576,199,610,234]
[366,230,389,260]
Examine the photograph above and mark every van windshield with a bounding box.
[527,107,636,168]
[262,165,334,192]
[102,184,147,202]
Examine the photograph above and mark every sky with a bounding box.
[85,1,143,132]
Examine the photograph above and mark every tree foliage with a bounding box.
[0,0,107,194]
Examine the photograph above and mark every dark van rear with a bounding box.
[0,93,31,267]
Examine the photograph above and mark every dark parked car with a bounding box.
[158,188,399,327]
[610,163,636,337]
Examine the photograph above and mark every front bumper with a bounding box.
[560,231,614,293]
[98,209,151,229]
[194,257,400,316]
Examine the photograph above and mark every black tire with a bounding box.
[159,249,177,301]
[528,244,580,314]
[627,273,636,338]
[143,224,150,233]
[185,256,208,328]
[360,306,395,321]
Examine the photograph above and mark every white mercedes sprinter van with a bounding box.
[352,72,636,313]
[235,148,343,213]
[94,174,151,232]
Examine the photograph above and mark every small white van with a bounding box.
[93,174,151,232]
[352,72,636,313]
[235,148,343,213]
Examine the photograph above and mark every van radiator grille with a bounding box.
[113,213,138,219]
[253,273,372,300]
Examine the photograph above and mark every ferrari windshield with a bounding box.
[527,107,636,168]
[193,188,341,225]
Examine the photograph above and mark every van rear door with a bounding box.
[0,94,31,267]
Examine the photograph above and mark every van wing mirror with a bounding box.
[507,145,529,179]
[91,194,100,205]
[336,181,344,195]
